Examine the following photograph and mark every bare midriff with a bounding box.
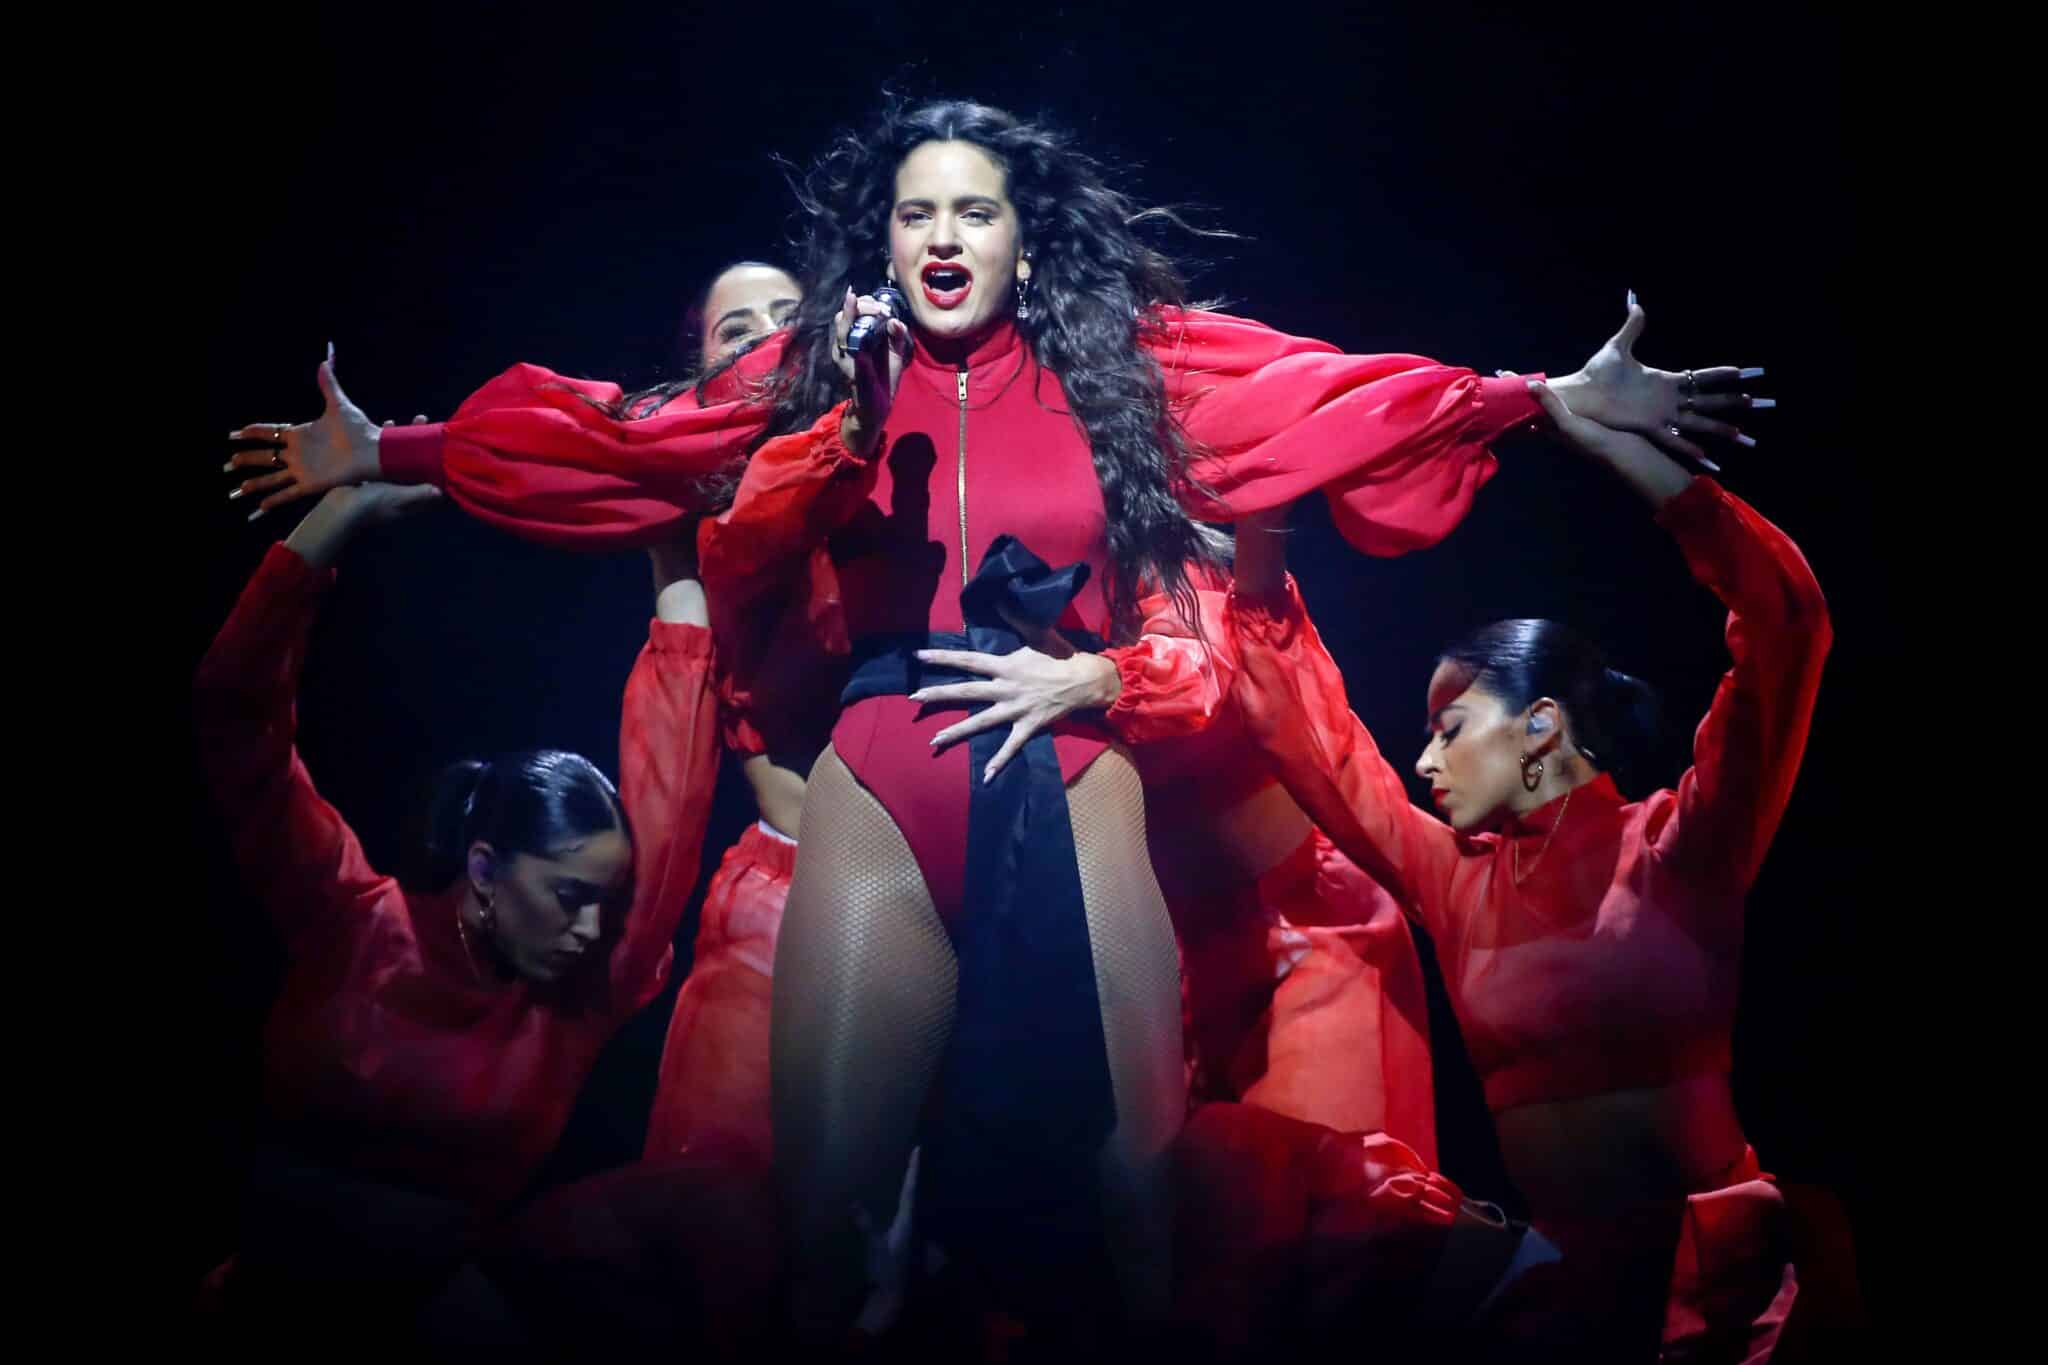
[1492,1073,1750,1216]
[1147,780,1312,905]
[743,751,815,841]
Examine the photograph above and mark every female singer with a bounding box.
[224,98,1749,1337]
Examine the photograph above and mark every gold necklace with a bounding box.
[1511,786,1574,887]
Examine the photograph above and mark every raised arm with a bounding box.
[193,484,440,951]
[1526,379,1828,893]
[1227,505,1467,931]
[607,538,724,1012]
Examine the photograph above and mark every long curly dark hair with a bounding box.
[760,98,1229,637]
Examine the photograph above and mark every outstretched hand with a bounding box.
[227,345,391,520]
[1545,295,1772,466]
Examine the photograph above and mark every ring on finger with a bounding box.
[1667,423,1683,439]
[1679,369,1697,397]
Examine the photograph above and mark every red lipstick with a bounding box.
[920,261,973,309]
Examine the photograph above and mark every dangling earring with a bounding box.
[1014,274,1032,321]
[1520,753,1544,792]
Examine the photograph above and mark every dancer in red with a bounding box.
[633,260,820,1167]
[225,99,1750,1341]
[194,475,719,1335]
[1119,575,1437,1155]
[1226,331,1815,1360]
[1119,578,1559,1362]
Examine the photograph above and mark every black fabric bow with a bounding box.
[839,534,1117,1304]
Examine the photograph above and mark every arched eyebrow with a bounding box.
[1424,703,1466,736]
[893,194,1004,213]
[716,297,800,331]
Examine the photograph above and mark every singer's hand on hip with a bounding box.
[911,646,1122,783]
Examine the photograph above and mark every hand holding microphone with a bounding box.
[833,286,912,458]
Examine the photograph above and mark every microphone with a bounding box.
[846,285,908,356]
[848,286,909,425]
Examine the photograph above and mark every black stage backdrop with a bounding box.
[193,0,1877,1315]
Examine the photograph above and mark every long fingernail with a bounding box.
[1749,397,1776,409]
[1738,366,1765,379]
[908,690,926,702]
[227,487,244,501]
[247,508,265,522]
[1627,289,1638,309]
[1697,455,1723,473]
[1734,434,1757,448]
[222,460,236,473]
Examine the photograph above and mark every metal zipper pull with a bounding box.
[957,367,970,586]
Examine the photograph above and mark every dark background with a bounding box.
[191,0,1876,1311]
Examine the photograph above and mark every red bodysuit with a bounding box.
[1227,477,1830,1355]
[378,313,1545,898]
[689,312,1542,917]
[195,544,720,1208]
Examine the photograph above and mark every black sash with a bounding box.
[839,535,1116,1299]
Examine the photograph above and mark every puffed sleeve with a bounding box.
[1147,307,1542,556]
[375,337,787,550]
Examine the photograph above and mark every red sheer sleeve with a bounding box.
[1650,478,1831,894]
[1228,575,1468,937]
[1101,576,1240,745]
[1145,308,1542,556]
[376,339,787,551]
[695,401,869,614]
[193,544,397,951]
[609,619,722,1013]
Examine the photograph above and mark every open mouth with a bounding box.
[920,263,973,309]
